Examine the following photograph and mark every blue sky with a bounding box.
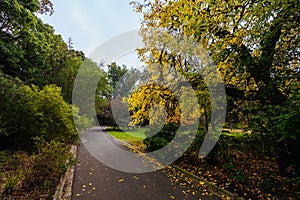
[39,0,143,67]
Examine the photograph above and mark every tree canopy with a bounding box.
[0,0,92,149]
[130,0,300,176]
[131,0,299,136]
[0,0,84,103]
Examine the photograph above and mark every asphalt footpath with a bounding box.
[71,128,220,200]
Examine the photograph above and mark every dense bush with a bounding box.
[183,130,277,164]
[25,84,80,143]
[0,73,91,149]
[206,133,277,164]
[273,82,300,176]
[143,123,179,152]
[0,73,91,199]
[0,74,33,148]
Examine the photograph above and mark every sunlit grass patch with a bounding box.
[105,127,148,149]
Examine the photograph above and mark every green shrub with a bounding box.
[143,123,179,152]
[273,82,300,176]
[0,73,91,149]
[25,85,78,143]
[0,74,32,148]
[72,105,93,134]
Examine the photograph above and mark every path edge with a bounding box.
[170,164,244,200]
[104,129,244,199]
[53,145,77,200]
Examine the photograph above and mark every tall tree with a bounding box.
[107,62,128,91]
[132,0,300,175]
[132,0,300,131]
[0,0,85,102]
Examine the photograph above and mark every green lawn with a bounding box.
[105,127,147,143]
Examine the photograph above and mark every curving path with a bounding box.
[71,127,219,200]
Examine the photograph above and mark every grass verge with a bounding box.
[104,127,147,149]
